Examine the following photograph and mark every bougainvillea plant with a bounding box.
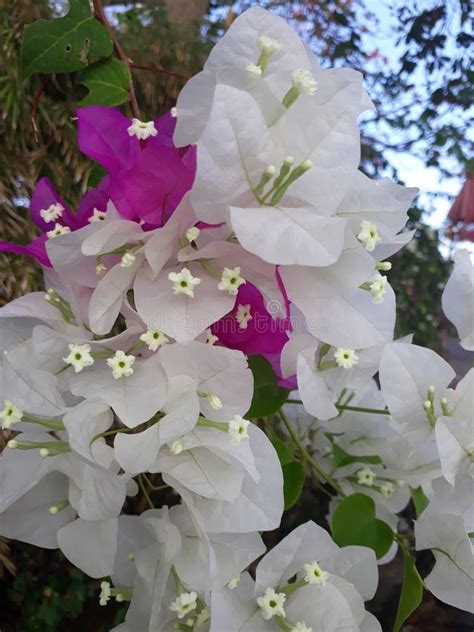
[1,5,473,631]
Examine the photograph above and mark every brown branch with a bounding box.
[92,0,141,119]
[129,62,190,82]
[31,75,51,143]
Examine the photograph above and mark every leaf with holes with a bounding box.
[77,57,130,106]
[22,0,112,78]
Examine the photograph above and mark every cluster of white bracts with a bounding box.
[1,7,473,630]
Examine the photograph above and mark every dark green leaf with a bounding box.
[77,57,130,106]
[271,436,294,465]
[245,355,289,418]
[393,549,424,632]
[87,163,108,188]
[331,442,382,468]
[22,0,112,78]
[282,461,305,510]
[410,486,429,517]
[332,493,394,559]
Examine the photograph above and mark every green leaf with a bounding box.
[245,355,289,418]
[393,549,423,632]
[77,57,130,106]
[331,441,382,468]
[22,0,113,78]
[270,436,294,465]
[410,486,429,518]
[282,461,305,510]
[87,163,108,188]
[332,493,394,559]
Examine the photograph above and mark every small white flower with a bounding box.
[120,252,136,268]
[334,347,359,369]
[99,581,111,606]
[169,591,198,620]
[246,62,262,75]
[39,448,50,458]
[228,415,250,446]
[292,68,318,95]
[369,272,387,304]
[303,561,329,587]
[140,329,169,351]
[127,118,158,140]
[170,107,177,118]
[63,343,94,373]
[7,439,18,449]
[185,226,201,243]
[381,481,395,499]
[0,400,23,429]
[88,208,107,223]
[218,266,246,295]
[207,393,222,410]
[357,220,381,252]
[170,437,184,455]
[257,35,280,55]
[257,587,286,621]
[40,202,64,223]
[236,303,252,330]
[196,608,210,626]
[168,268,201,298]
[96,262,107,276]
[227,575,240,590]
[292,623,313,632]
[357,466,376,487]
[46,223,71,239]
[107,350,135,379]
[205,329,219,345]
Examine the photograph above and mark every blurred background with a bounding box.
[0,1,472,630]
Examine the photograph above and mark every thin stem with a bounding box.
[142,473,169,492]
[31,75,50,143]
[92,0,141,118]
[129,63,190,82]
[286,399,390,416]
[277,410,344,496]
[138,474,155,509]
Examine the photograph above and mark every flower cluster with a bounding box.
[1,7,472,629]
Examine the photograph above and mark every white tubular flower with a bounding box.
[46,223,71,239]
[63,343,94,373]
[246,62,262,75]
[257,35,280,56]
[185,226,201,243]
[303,561,329,587]
[170,106,177,117]
[218,266,246,295]
[369,272,388,304]
[127,118,158,140]
[0,400,23,429]
[357,220,381,252]
[196,608,210,626]
[236,303,252,330]
[228,415,250,445]
[168,267,202,298]
[99,581,111,606]
[169,591,198,619]
[170,437,184,455]
[292,623,313,632]
[139,329,169,351]
[39,202,64,223]
[357,466,376,487]
[334,347,359,369]
[227,575,240,590]
[205,329,219,345]
[106,350,135,379]
[257,587,286,621]
[120,252,136,268]
[207,393,222,410]
[292,68,318,95]
[88,208,107,223]
[381,481,395,499]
